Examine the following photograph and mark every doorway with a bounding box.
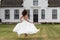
[33,14,38,22]
[33,9,38,22]
[0,19,2,23]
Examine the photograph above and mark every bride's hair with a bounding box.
[22,9,28,16]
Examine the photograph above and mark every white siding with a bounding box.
[1,0,60,23]
[23,0,48,9]
[0,8,24,22]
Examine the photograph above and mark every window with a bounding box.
[33,0,38,6]
[41,9,45,19]
[27,10,30,19]
[14,10,19,19]
[5,10,10,19]
[33,9,38,14]
[52,9,57,19]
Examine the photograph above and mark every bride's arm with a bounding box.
[20,16,23,22]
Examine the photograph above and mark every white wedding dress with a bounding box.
[13,18,40,36]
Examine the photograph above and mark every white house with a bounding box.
[0,0,60,23]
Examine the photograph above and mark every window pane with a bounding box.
[52,9,57,19]
[14,10,19,19]
[15,10,19,14]
[33,9,38,14]
[41,9,45,19]
[5,10,10,19]
[33,0,38,6]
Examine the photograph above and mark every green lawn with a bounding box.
[0,24,60,40]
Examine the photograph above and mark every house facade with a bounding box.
[0,0,60,23]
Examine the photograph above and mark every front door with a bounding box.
[0,19,2,23]
[33,14,38,22]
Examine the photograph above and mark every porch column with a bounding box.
[30,9,33,22]
[38,9,41,22]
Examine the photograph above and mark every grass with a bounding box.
[0,24,60,40]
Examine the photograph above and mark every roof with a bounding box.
[0,0,23,7]
[0,1,1,5]
[48,0,60,7]
[0,0,60,7]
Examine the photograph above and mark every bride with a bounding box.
[13,9,40,37]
